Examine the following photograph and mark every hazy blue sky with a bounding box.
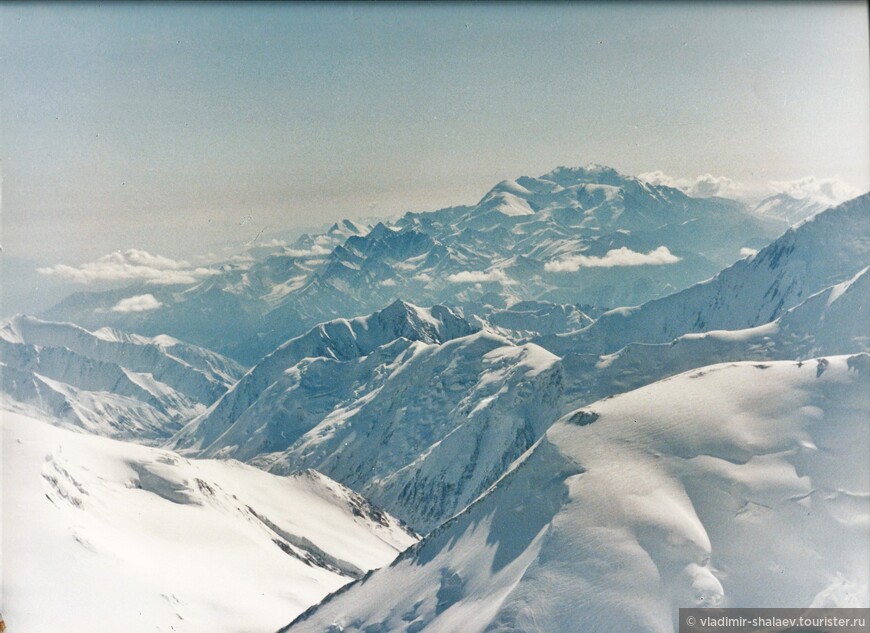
[1,2,868,312]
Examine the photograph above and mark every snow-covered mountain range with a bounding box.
[170,301,561,533]
[42,165,785,363]
[282,355,870,633]
[540,193,870,356]
[161,194,869,534]
[3,164,868,633]
[0,315,245,440]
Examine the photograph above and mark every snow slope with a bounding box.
[1,410,416,633]
[752,191,832,225]
[283,355,870,633]
[482,300,595,337]
[558,265,870,410]
[0,315,245,441]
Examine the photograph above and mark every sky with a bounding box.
[1,2,868,314]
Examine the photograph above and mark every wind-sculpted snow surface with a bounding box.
[172,301,563,533]
[2,411,416,633]
[283,356,870,633]
[541,193,870,356]
[0,315,245,440]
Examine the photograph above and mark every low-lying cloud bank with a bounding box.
[545,246,682,272]
[446,269,513,284]
[766,175,862,206]
[638,171,745,199]
[110,294,163,313]
[37,249,219,285]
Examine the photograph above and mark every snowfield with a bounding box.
[284,355,870,633]
[1,410,417,633]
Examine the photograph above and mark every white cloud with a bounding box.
[37,249,220,285]
[638,171,746,199]
[545,246,682,272]
[639,171,864,205]
[284,245,331,258]
[446,269,513,284]
[110,294,163,313]
[412,272,433,283]
[380,279,397,287]
[740,247,758,258]
[766,176,862,206]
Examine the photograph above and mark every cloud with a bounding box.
[37,249,220,285]
[638,171,745,199]
[110,294,163,313]
[740,247,758,258]
[283,245,332,258]
[446,269,513,284]
[767,176,862,205]
[545,246,682,272]
[640,171,864,205]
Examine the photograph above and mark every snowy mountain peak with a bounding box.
[753,192,830,225]
[327,218,368,236]
[2,313,88,343]
[170,301,480,455]
[372,299,474,344]
[366,221,398,241]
